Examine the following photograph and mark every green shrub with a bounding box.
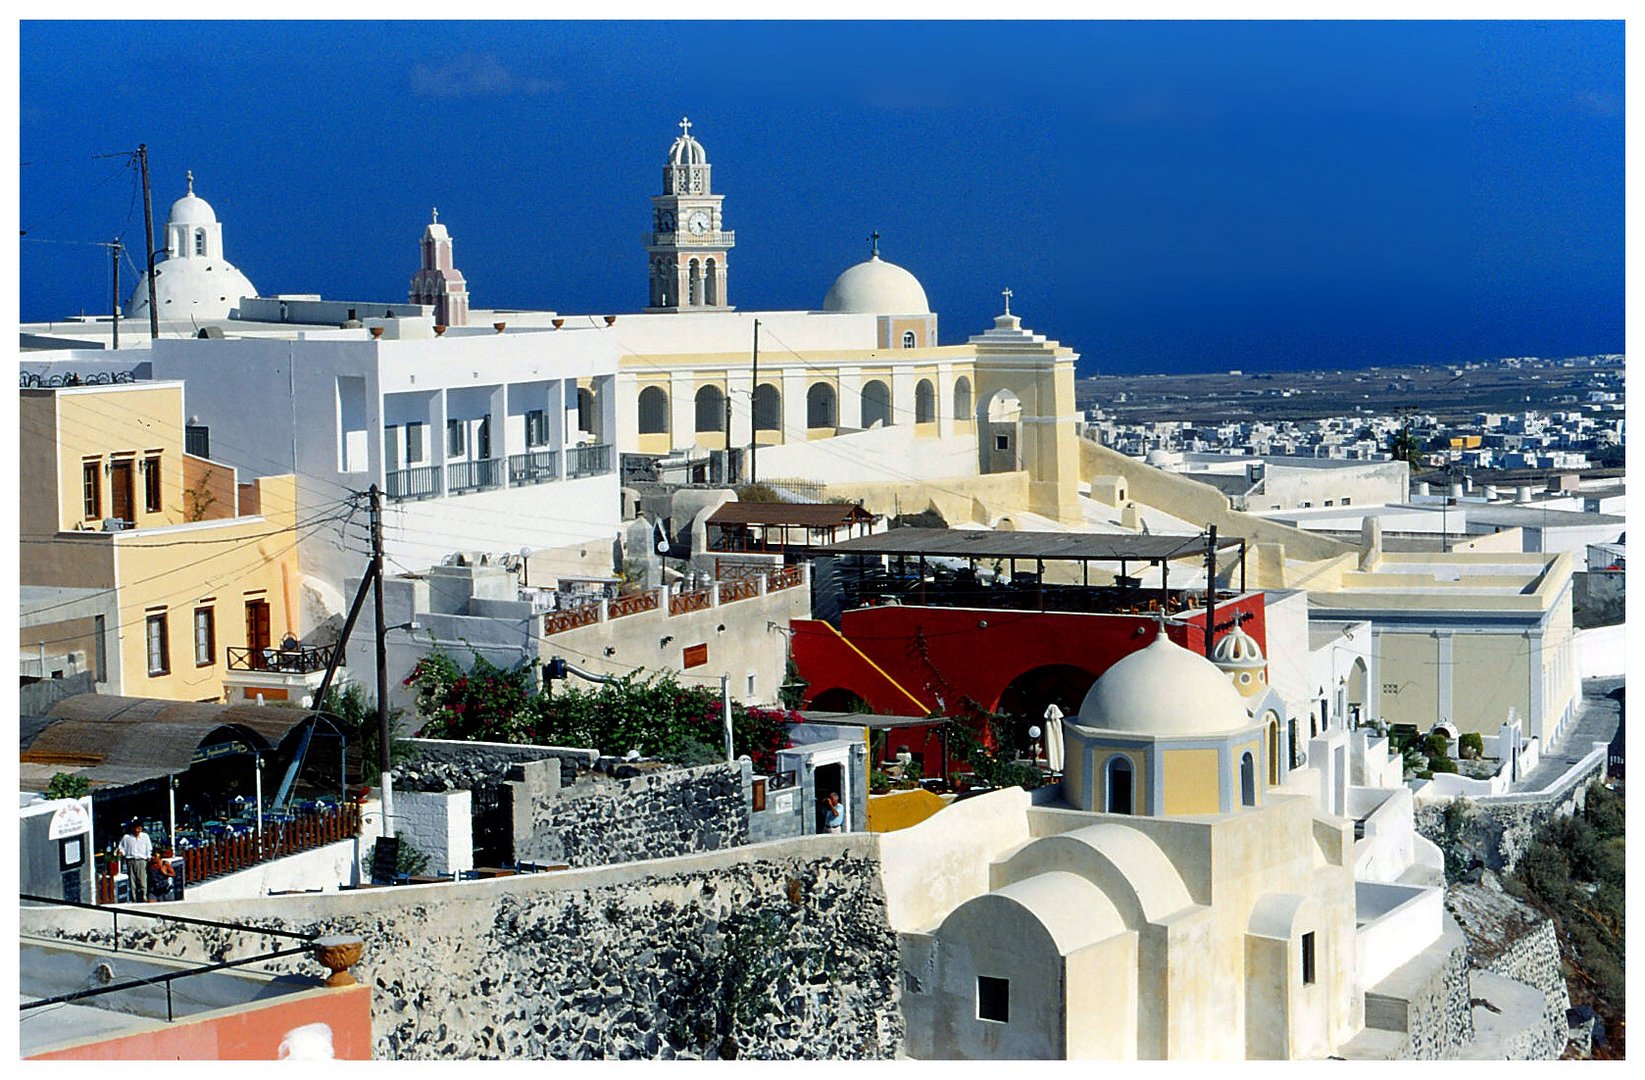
[1458,732,1484,760]
[45,772,90,800]
[1428,755,1458,774]
[1423,732,1452,757]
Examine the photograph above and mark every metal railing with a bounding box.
[19,893,321,1023]
[447,457,502,494]
[566,443,613,478]
[385,464,441,501]
[225,644,335,674]
[508,449,558,485]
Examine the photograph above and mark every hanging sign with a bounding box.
[48,800,92,840]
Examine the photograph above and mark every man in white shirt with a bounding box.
[117,821,152,902]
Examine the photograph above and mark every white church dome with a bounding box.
[1212,624,1266,671]
[1077,630,1251,737]
[668,132,707,166]
[822,255,930,315]
[167,190,217,227]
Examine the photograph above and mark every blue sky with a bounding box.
[19,20,1624,374]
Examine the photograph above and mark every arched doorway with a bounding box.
[806,382,837,429]
[694,384,725,433]
[705,258,719,306]
[637,386,669,435]
[995,664,1099,752]
[1346,657,1369,728]
[1106,755,1135,814]
[861,379,892,429]
[753,383,781,433]
[1240,751,1257,806]
[808,687,869,713]
[914,379,936,423]
[980,387,1022,474]
[1266,716,1281,785]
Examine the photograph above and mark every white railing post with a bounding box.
[598,598,610,623]
[710,582,722,607]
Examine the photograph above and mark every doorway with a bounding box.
[245,599,272,668]
[109,459,134,523]
[814,761,844,834]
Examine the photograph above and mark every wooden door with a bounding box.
[246,600,272,668]
[109,460,134,523]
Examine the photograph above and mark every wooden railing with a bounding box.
[720,579,758,604]
[768,566,804,592]
[544,604,600,636]
[608,593,659,619]
[670,589,711,615]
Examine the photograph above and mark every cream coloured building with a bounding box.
[886,626,1447,1060]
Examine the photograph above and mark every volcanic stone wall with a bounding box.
[21,836,903,1060]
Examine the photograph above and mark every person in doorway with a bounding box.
[119,821,152,902]
[824,792,845,834]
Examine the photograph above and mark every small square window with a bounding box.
[1301,931,1317,985]
[977,975,1010,1023]
[995,434,1010,451]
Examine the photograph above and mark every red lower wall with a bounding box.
[795,596,1267,719]
[29,982,372,1060]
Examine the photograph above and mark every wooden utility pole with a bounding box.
[137,145,159,341]
[369,483,394,837]
[1204,524,1219,660]
[109,239,121,350]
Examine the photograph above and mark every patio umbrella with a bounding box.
[1044,704,1066,773]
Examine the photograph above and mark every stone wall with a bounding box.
[515,761,749,868]
[1415,756,1606,874]
[1447,876,1571,1060]
[400,739,597,864]
[21,837,903,1061]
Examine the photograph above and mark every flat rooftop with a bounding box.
[813,527,1244,563]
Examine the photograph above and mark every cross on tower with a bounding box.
[679,116,692,137]
[431,207,439,223]
[1002,286,1013,315]
[868,230,881,258]
[186,170,194,195]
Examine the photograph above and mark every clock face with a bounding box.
[688,211,711,235]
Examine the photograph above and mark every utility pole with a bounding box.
[137,145,159,341]
[108,239,121,350]
[369,484,394,837]
[721,673,734,762]
[750,319,760,485]
[1204,524,1218,661]
[724,373,733,484]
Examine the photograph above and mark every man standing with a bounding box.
[118,820,152,902]
[823,792,845,834]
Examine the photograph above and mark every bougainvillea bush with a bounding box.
[406,651,793,773]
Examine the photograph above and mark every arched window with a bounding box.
[688,259,702,306]
[861,380,892,428]
[1267,719,1281,785]
[806,383,836,428]
[193,229,206,256]
[1289,718,1302,769]
[914,379,936,424]
[1106,755,1134,815]
[638,386,670,435]
[705,258,719,306]
[694,384,726,433]
[1240,752,1257,807]
[953,376,973,419]
[902,330,917,349]
[753,383,781,431]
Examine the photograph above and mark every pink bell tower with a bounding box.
[408,208,469,327]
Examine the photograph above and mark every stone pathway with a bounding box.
[1510,676,1623,793]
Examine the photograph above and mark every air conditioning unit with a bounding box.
[103,517,132,532]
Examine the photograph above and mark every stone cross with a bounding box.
[868,230,880,257]
[186,169,194,195]
[1002,286,1013,315]
[431,207,439,223]
[679,116,692,137]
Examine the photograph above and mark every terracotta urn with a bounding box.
[313,934,365,987]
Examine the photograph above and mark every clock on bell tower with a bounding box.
[646,117,734,312]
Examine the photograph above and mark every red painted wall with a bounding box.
[29,983,372,1060]
[795,596,1267,719]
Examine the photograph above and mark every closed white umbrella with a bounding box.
[1043,704,1065,773]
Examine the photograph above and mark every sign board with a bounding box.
[47,800,92,840]
[371,836,401,885]
[771,790,797,815]
[683,643,709,669]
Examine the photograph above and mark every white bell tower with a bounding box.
[646,117,734,312]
